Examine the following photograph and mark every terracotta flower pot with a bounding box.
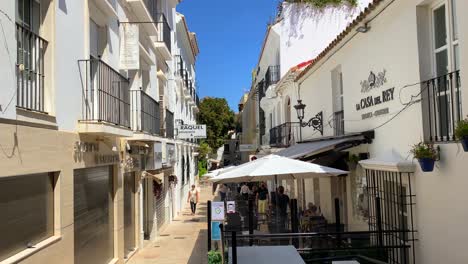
[418,158,435,172]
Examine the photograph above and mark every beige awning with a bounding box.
[142,171,163,184]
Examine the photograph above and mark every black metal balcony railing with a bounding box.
[176,55,184,77]
[265,65,281,89]
[270,122,301,148]
[155,13,171,52]
[16,23,48,113]
[165,109,174,139]
[424,70,462,142]
[78,58,130,128]
[334,110,345,136]
[131,89,160,135]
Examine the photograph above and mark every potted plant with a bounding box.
[455,117,468,152]
[168,175,178,186]
[346,154,360,170]
[410,142,438,172]
[208,250,222,264]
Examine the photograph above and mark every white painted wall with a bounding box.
[296,0,468,263]
[259,0,373,139]
[0,1,17,120]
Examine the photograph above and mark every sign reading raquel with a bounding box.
[177,125,207,139]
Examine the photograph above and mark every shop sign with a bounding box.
[154,142,163,170]
[164,143,176,166]
[74,141,99,153]
[211,202,225,221]
[355,70,395,120]
[227,201,236,213]
[177,125,207,139]
[120,23,139,70]
[95,154,120,165]
[211,221,222,241]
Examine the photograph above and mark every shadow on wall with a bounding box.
[59,0,67,13]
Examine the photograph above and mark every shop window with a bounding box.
[0,173,55,261]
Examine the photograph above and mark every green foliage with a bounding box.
[455,117,468,139]
[198,142,213,159]
[347,154,360,163]
[285,0,358,8]
[198,159,208,178]
[207,250,222,264]
[410,142,438,160]
[198,98,236,150]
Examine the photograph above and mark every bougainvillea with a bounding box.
[285,0,358,8]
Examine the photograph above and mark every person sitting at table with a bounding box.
[304,203,320,217]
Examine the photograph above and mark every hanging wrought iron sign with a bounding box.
[301,111,323,136]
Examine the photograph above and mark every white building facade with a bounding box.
[256,0,468,263]
[0,0,199,263]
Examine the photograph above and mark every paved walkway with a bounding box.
[128,184,213,264]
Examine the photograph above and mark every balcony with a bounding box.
[131,89,161,136]
[16,23,48,113]
[77,58,132,137]
[126,0,158,36]
[165,109,174,139]
[265,65,280,89]
[270,122,301,148]
[154,13,172,60]
[423,70,462,142]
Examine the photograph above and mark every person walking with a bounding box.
[240,183,250,200]
[187,184,199,215]
[277,186,290,232]
[218,183,227,201]
[257,183,269,216]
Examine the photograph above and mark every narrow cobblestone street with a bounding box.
[128,185,213,264]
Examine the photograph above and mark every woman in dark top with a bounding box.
[277,186,289,231]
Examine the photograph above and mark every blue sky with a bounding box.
[178,0,280,112]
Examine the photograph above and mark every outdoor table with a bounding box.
[228,245,305,264]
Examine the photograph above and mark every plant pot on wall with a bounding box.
[418,158,435,172]
[461,136,468,152]
[455,117,468,152]
[410,142,438,173]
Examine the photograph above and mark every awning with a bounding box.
[142,171,164,184]
[275,132,374,160]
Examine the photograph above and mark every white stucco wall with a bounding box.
[296,0,468,263]
[0,1,17,120]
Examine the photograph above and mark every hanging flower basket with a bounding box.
[461,137,468,152]
[418,158,435,172]
[410,142,438,173]
[346,154,360,170]
[168,175,178,185]
[455,117,468,152]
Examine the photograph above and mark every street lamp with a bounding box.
[294,100,306,141]
[294,99,324,142]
